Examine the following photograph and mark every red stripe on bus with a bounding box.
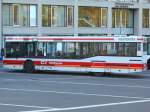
[3,60,144,69]
[3,60,25,65]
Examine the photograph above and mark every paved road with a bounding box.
[0,67,150,112]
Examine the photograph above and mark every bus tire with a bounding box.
[24,61,35,73]
[147,59,150,70]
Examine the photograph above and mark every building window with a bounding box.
[20,5,29,26]
[42,5,73,27]
[112,9,133,28]
[78,7,107,27]
[2,3,37,27]
[143,9,149,28]
[101,8,107,27]
[67,6,73,27]
[42,5,51,27]
[52,6,65,27]
[30,5,37,26]
[13,4,19,26]
[2,4,13,26]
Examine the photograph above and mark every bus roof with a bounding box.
[4,36,146,42]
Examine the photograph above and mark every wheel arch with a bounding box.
[23,60,35,73]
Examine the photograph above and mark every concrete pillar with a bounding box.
[107,2,112,36]
[134,5,143,36]
[37,0,42,36]
[74,0,78,36]
[137,7,143,36]
[137,0,143,35]
[134,1,143,35]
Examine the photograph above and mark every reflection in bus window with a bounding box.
[6,42,36,58]
[148,43,150,55]
[5,42,139,59]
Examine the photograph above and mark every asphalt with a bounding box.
[0,67,150,112]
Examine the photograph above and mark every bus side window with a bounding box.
[137,43,142,56]
[143,43,147,52]
[137,43,141,51]
[147,43,150,55]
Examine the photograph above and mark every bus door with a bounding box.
[137,43,143,57]
[147,38,150,55]
[105,63,111,73]
[26,42,36,58]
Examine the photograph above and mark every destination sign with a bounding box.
[115,2,134,8]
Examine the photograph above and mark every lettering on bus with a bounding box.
[48,62,63,65]
[41,60,47,65]
[41,61,63,65]
[118,38,136,41]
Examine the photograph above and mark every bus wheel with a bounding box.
[24,61,35,73]
[147,59,150,70]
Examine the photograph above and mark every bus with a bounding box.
[2,36,150,74]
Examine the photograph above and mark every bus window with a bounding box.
[116,43,125,56]
[37,42,47,57]
[46,42,56,58]
[137,43,142,56]
[27,42,36,57]
[147,43,150,55]
[56,43,63,58]
[124,43,137,57]
[63,43,76,58]
[143,43,147,52]
[6,42,28,58]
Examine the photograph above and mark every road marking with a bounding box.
[0,103,54,109]
[0,87,149,100]
[1,71,150,81]
[3,77,150,89]
[0,74,91,80]
[32,80,150,89]
[2,77,86,81]
[21,99,150,112]
[1,77,150,89]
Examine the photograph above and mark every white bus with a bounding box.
[3,36,150,74]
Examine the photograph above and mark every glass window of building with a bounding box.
[52,6,65,27]
[127,10,134,28]
[30,5,37,26]
[79,7,107,27]
[122,9,127,27]
[112,9,133,28]
[101,8,107,27]
[143,9,149,28]
[2,4,13,26]
[67,6,73,27]
[42,5,73,27]
[2,3,37,27]
[20,5,29,26]
[13,4,20,25]
[42,5,51,27]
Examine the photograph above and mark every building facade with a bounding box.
[0,0,150,57]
